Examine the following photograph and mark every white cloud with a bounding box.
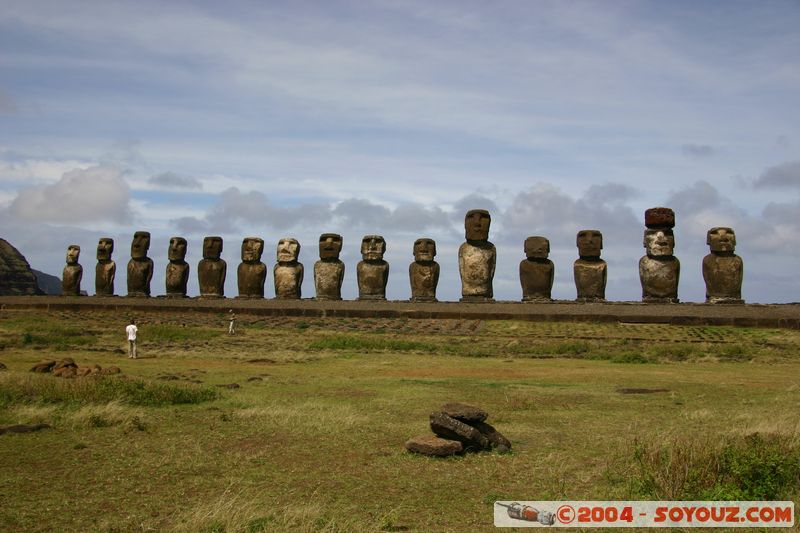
[148,171,202,190]
[8,165,133,224]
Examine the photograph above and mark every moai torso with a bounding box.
[409,238,439,302]
[95,238,115,296]
[237,237,266,298]
[61,245,82,296]
[459,209,496,302]
[314,233,344,300]
[574,230,606,301]
[639,208,679,303]
[165,237,189,298]
[357,235,388,300]
[702,227,743,304]
[198,237,226,298]
[520,236,553,301]
[274,238,303,299]
[127,231,153,297]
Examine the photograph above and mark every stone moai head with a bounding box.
[361,235,386,261]
[464,209,491,241]
[643,229,675,257]
[277,238,300,263]
[66,245,81,264]
[524,236,550,259]
[168,237,187,262]
[576,229,603,258]
[319,233,343,260]
[203,236,223,260]
[97,237,114,261]
[707,227,736,253]
[413,238,437,262]
[131,231,151,260]
[241,237,264,263]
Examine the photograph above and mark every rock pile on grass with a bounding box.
[405,402,511,457]
[29,358,121,378]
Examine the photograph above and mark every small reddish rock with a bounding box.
[405,435,463,457]
[644,207,675,229]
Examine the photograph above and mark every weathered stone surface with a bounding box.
[314,234,344,300]
[165,237,189,298]
[98,366,121,375]
[53,366,77,378]
[405,435,463,456]
[429,411,490,450]
[441,402,488,423]
[95,237,116,296]
[645,207,675,229]
[53,358,76,371]
[127,231,154,297]
[357,235,389,301]
[198,236,226,298]
[640,224,680,303]
[574,230,606,302]
[0,238,44,296]
[31,360,56,373]
[459,209,496,302]
[75,367,92,377]
[520,236,553,302]
[274,238,303,299]
[237,237,267,298]
[0,423,51,435]
[703,227,744,304]
[61,245,83,296]
[409,238,439,302]
[471,421,512,450]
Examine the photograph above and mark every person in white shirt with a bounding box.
[228,310,236,335]
[125,319,138,359]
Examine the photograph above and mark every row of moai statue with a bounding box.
[60,207,743,303]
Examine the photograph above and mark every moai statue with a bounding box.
[127,231,154,297]
[237,237,267,298]
[274,238,303,299]
[520,236,554,302]
[574,229,607,302]
[198,236,226,298]
[95,237,116,296]
[314,233,344,300]
[458,209,496,302]
[165,237,189,298]
[357,235,389,300]
[409,238,439,302]
[61,245,83,296]
[703,227,744,304]
[639,207,679,303]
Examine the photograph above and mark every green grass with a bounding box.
[0,309,798,531]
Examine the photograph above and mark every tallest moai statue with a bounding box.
[639,207,679,303]
[459,209,496,302]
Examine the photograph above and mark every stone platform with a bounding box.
[1,296,798,329]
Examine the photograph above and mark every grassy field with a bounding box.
[0,309,799,532]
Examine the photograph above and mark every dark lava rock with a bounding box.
[405,435,463,457]
[30,360,56,373]
[471,421,512,450]
[0,423,51,435]
[429,412,489,450]
[441,402,488,423]
[0,238,44,296]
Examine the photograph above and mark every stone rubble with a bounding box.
[405,402,511,457]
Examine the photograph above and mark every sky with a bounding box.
[1,0,799,302]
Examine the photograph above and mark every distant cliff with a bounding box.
[0,238,45,295]
[32,269,62,295]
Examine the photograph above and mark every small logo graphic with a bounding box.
[556,505,576,524]
[495,502,555,526]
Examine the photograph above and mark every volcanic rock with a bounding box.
[644,207,675,229]
[0,239,44,296]
[441,402,488,423]
[30,360,56,373]
[0,423,51,435]
[405,435,463,456]
[53,358,77,372]
[53,366,77,378]
[430,412,490,450]
[471,421,512,451]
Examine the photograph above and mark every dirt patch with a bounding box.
[616,388,670,394]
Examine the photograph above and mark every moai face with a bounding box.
[66,245,80,264]
[319,233,343,260]
[413,238,436,262]
[577,230,603,258]
[643,229,675,257]
[707,227,736,253]
[131,231,151,260]
[168,237,187,262]
[241,237,264,263]
[203,236,223,260]
[277,238,300,263]
[361,235,386,261]
[464,209,491,241]
[97,238,114,261]
[524,236,550,259]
